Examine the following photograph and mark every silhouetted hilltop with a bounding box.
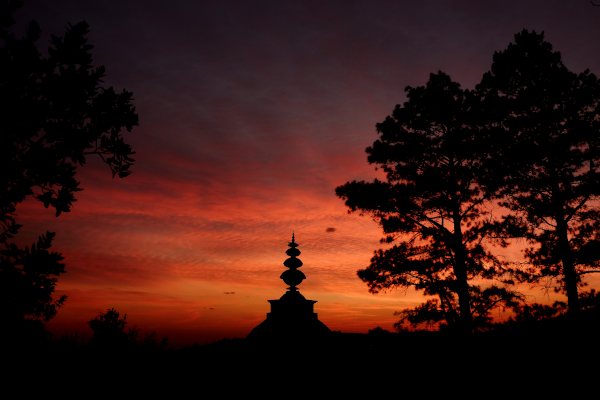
[4,309,599,395]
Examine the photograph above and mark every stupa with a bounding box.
[247,234,331,340]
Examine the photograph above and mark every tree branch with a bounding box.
[421,212,454,236]
[565,194,590,224]
[460,197,484,219]
[579,270,600,275]
[539,215,556,229]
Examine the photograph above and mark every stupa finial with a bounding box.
[280,233,305,291]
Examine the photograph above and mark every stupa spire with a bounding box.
[280,233,306,292]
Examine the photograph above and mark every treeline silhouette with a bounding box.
[5,305,600,395]
[337,30,600,333]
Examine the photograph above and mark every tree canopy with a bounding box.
[338,30,600,331]
[0,2,138,333]
[1,3,137,235]
[478,30,600,313]
[88,308,131,349]
[336,72,519,332]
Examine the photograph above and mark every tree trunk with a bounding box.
[552,180,579,314]
[453,213,472,332]
[556,214,579,314]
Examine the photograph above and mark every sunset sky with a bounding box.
[13,0,600,345]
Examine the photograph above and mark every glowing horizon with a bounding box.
[17,159,600,346]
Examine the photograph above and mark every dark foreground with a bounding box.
[3,311,600,396]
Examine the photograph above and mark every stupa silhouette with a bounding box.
[247,234,331,340]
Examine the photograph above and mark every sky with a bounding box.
[12,0,600,346]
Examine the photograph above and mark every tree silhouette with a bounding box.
[0,232,65,340]
[477,30,600,314]
[0,2,138,333]
[88,308,132,349]
[336,72,520,333]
